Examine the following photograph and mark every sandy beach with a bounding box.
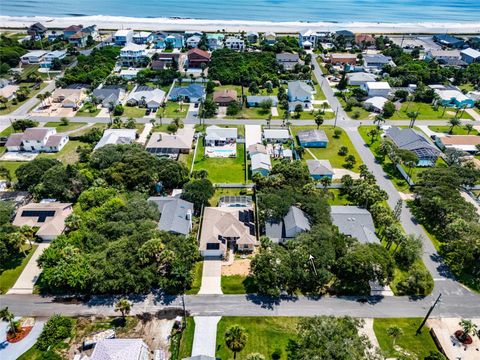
[1,15,480,34]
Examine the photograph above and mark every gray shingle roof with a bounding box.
[284,206,310,235]
[149,197,194,235]
[330,206,379,244]
[297,129,328,143]
[385,127,439,158]
[306,159,334,176]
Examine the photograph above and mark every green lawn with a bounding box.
[193,129,246,184]
[338,98,373,120]
[209,188,246,207]
[38,140,83,164]
[458,83,475,92]
[0,126,14,136]
[391,102,473,120]
[160,102,189,119]
[123,106,147,118]
[373,318,439,359]
[44,121,87,132]
[70,123,108,137]
[216,317,300,360]
[327,189,351,205]
[313,73,327,101]
[186,261,203,295]
[75,104,101,117]
[178,317,195,359]
[0,82,48,115]
[428,125,479,135]
[0,245,38,294]
[291,125,363,172]
[225,106,272,120]
[221,275,257,294]
[0,161,24,181]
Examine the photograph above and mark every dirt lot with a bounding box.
[66,315,176,359]
[222,259,251,276]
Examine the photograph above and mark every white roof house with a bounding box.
[127,86,166,109]
[435,89,470,102]
[364,96,389,112]
[94,129,137,150]
[361,81,392,97]
[205,126,237,142]
[263,129,290,142]
[89,339,150,360]
[21,50,47,64]
[460,48,480,64]
[251,153,272,173]
[347,72,377,86]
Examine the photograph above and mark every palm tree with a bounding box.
[406,110,420,128]
[314,113,324,129]
[172,117,184,129]
[448,117,461,134]
[36,93,45,108]
[0,96,8,109]
[367,128,379,143]
[464,123,474,135]
[387,325,403,346]
[0,307,17,336]
[225,325,247,359]
[373,114,385,127]
[114,298,132,320]
[458,319,477,342]
[43,91,52,106]
[320,176,332,189]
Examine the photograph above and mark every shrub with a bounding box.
[333,129,342,138]
[113,104,124,116]
[36,315,74,351]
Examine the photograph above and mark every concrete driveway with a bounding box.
[191,316,221,357]
[198,260,222,295]
[0,318,45,359]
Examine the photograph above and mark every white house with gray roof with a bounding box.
[204,126,237,146]
[5,127,68,153]
[265,206,311,243]
[363,54,394,70]
[346,72,377,86]
[330,206,379,244]
[149,196,194,236]
[93,129,137,151]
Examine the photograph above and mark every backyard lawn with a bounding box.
[209,188,246,207]
[373,318,439,359]
[391,102,473,120]
[0,245,38,294]
[38,140,83,164]
[327,189,351,205]
[123,106,147,118]
[44,121,87,132]
[193,127,246,184]
[428,125,479,135]
[291,125,363,172]
[216,317,300,360]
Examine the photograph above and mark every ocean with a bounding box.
[0,0,479,23]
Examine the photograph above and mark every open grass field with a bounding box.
[291,125,362,172]
[44,121,87,132]
[225,106,272,120]
[373,318,439,359]
[216,317,299,360]
[0,245,38,294]
[391,102,473,120]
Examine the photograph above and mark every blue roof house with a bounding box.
[169,84,206,103]
[306,159,334,180]
[297,129,329,148]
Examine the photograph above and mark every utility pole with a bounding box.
[308,255,318,276]
[416,293,442,335]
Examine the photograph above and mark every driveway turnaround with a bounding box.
[8,243,50,295]
[0,318,45,359]
[191,316,222,357]
[198,260,222,295]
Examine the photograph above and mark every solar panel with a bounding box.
[21,210,56,222]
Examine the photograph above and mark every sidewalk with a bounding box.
[191,316,221,357]
[8,243,50,294]
[198,260,222,295]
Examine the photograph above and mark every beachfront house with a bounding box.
[169,84,206,103]
[385,127,440,166]
[213,90,237,106]
[13,202,73,241]
[265,206,311,244]
[6,127,69,153]
[94,129,137,151]
[187,48,211,68]
[246,31,259,43]
[299,29,328,49]
[27,22,47,40]
[207,33,225,50]
[145,128,195,159]
[149,196,194,236]
[433,34,464,48]
[114,29,133,46]
[264,31,277,45]
[199,206,257,257]
[63,25,83,39]
[225,37,245,51]
[186,35,201,48]
[306,159,334,180]
[330,206,380,244]
[126,86,166,109]
[120,43,149,67]
[297,129,329,148]
[132,31,154,44]
[361,81,392,97]
[460,48,480,64]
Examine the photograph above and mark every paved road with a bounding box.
[9,80,56,117]
[0,293,478,318]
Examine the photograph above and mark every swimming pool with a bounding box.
[205,147,236,157]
